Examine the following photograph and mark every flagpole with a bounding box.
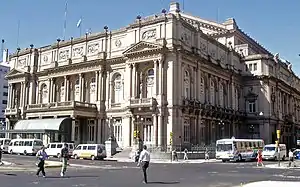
[63,0,68,40]
[16,20,20,48]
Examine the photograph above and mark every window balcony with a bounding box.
[26,101,97,112]
[5,108,19,116]
[128,98,156,108]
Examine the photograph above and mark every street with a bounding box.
[1,154,300,187]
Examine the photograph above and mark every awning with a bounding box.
[0,118,71,134]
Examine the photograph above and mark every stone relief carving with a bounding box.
[59,50,69,60]
[73,47,84,57]
[209,49,216,57]
[200,42,207,53]
[220,53,226,62]
[181,33,191,45]
[17,58,26,67]
[115,39,122,48]
[87,43,99,54]
[43,55,49,63]
[142,29,156,40]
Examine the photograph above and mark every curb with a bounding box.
[104,158,218,164]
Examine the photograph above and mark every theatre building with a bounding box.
[4,2,300,150]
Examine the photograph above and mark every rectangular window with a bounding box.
[2,100,7,104]
[249,101,256,113]
[88,120,95,142]
[3,92,8,96]
[3,86,8,89]
[183,125,190,142]
[253,63,257,71]
[249,64,253,71]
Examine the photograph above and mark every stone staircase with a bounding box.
[112,147,133,159]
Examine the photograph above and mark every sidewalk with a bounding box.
[264,161,300,169]
[237,181,300,187]
[105,157,218,164]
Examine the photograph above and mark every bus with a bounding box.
[216,138,264,162]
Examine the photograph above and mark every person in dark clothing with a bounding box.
[60,143,69,177]
[36,146,48,177]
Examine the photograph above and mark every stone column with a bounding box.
[7,84,12,108]
[5,119,10,139]
[24,82,29,106]
[122,117,130,147]
[152,114,158,146]
[98,70,103,101]
[20,82,24,107]
[71,119,76,142]
[157,115,162,147]
[80,74,85,102]
[48,78,52,103]
[95,71,99,101]
[153,60,158,96]
[132,64,136,98]
[52,80,56,102]
[159,61,164,95]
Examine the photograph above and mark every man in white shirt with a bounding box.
[137,145,150,184]
[288,149,294,167]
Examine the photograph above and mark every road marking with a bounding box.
[228,171,238,173]
[208,171,218,174]
[273,174,300,179]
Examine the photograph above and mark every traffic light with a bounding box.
[133,130,137,138]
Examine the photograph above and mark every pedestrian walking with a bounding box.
[36,146,48,177]
[60,143,69,177]
[288,149,294,167]
[256,150,264,167]
[205,148,210,160]
[172,149,178,161]
[137,145,150,184]
[183,148,188,160]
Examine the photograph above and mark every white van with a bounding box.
[8,139,44,155]
[0,138,11,153]
[46,142,75,157]
[73,144,106,160]
[262,144,287,161]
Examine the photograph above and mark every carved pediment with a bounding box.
[5,68,27,78]
[123,41,163,56]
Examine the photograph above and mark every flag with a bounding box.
[76,18,82,28]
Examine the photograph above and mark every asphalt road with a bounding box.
[1,154,300,187]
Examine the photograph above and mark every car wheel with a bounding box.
[91,155,95,160]
[74,154,78,159]
[10,150,13,154]
[274,156,277,161]
[282,155,285,161]
[222,159,226,163]
[57,153,61,158]
[23,150,27,156]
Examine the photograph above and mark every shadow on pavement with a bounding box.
[147,181,180,184]
[4,173,18,176]
[45,175,98,179]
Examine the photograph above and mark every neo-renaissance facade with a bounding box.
[4,2,300,150]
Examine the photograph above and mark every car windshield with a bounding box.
[263,147,275,151]
[216,144,232,152]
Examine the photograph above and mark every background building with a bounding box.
[0,44,10,137]
[3,2,300,151]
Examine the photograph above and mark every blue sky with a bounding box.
[1,0,300,72]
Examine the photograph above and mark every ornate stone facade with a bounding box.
[4,2,300,149]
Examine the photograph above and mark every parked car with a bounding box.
[46,142,74,157]
[72,144,106,160]
[294,149,300,159]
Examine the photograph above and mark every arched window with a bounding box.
[114,74,123,103]
[219,83,224,107]
[90,77,96,103]
[184,70,190,98]
[210,80,215,105]
[74,79,80,101]
[146,69,155,98]
[60,82,65,102]
[200,77,205,103]
[41,84,48,104]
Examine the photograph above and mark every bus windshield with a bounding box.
[216,144,232,152]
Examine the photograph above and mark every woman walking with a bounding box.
[256,150,264,167]
[36,146,48,177]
